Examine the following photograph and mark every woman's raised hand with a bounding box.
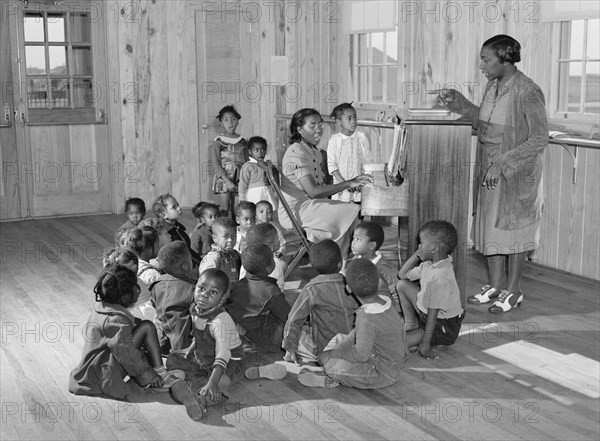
[433,89,465,113]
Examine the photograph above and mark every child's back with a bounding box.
[283,271,358,355]
[228,244,290,352]
[69,301,156,398]
[150,242,196,351]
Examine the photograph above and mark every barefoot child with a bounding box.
[396,220,465,359]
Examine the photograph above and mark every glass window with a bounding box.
[351,29,398,104]
[557,19,600,115]
[22,8,94,119]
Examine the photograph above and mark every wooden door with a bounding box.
[7,0,112,218]
[195,0,251,203]
[1,4,26,220]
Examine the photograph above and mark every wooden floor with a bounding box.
[1,213,599,441]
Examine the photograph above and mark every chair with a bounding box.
[265,163,312,280]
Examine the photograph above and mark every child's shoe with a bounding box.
[171,379,207,421]
[297,368,339,388]
[245,363,287,380]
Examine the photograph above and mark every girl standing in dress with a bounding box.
[209,105,248,218]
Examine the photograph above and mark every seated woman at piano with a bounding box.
[278,108,373,257]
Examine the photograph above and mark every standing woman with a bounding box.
[279,108,373,257]
[437,35,548,313]
[209,105,249,218]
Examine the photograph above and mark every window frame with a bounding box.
[350,29,399,106]
[549,19,600,124]
[18,2,99,125]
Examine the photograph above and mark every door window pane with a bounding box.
[47,14,65,42]
[27,79,48,108]
[73,79,95,107]
[25,46,46,75]
[72,47,93,75]
[49,46,67,75]
[51,78,70,107]
[24,14,44,42]
[71,13,92,42]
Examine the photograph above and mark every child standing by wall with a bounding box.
[199,217,241,291]
[298,258,409,389]
[229,244,291,353]
[238,136,279,211]
[69,264,182,398]
[327,103,373,202]
[396,220,465,359]
[150,242,196,353]
[190,202,219,259]
[209,105,248,218]
[153,193,201,266]
[233,201,256,253]
[348,221,401,312]
[119,197,146,231]
[166,268,287,421]
[283,240,359,364]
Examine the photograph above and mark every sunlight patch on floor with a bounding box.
[484,341,600,399]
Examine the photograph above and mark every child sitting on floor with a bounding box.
[298,258,408,389]
[153,193,201,266]
[240,223,286,292]
[150,242,196,354]
[119,197,146,231]
[190,202,219,259]
[255,200,286,258]
[229,244,291,353]
[199,217,241,292]
[347,221,401,312]
[396,220,465,359]
[283,240,359,363]
[233,201,256,253]
[166,269,287,421]
[69,264,183,399]
[125,226,162,321]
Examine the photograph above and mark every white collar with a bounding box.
[356,251,382,265]
[339,131,358,140]
[430,255,453,268]
[215,134,244,144]
[362,295,391,314]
